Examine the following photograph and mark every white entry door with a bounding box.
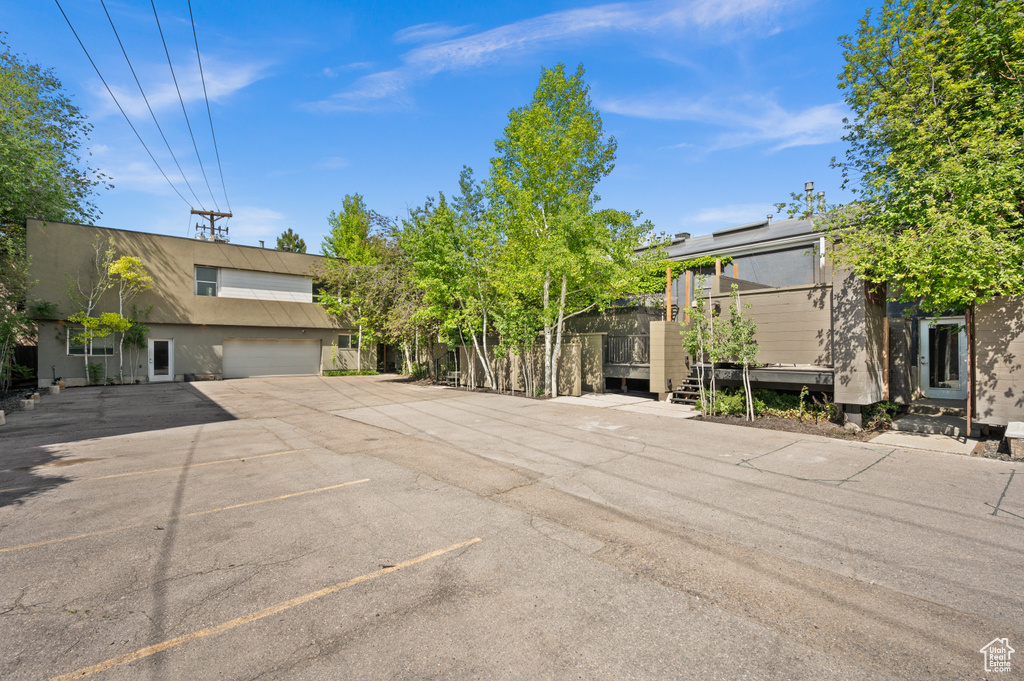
[148,338,174,383]
[919,317,967,399]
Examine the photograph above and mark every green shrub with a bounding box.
[10,364,34,382]
[862,400,903,430]
[703,387,839,422]
[322,369,379,377]
[87,362,104,385]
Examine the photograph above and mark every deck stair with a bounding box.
[669,377,703,406]
[889,398,966,437]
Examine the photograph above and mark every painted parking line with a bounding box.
[0,479,369,554]
[48,537,482,681]
[0,449,311,494]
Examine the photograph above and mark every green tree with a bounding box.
[724,285,758,421]
[0,36,108,231]
[0,226,29,391]
[318,194,383,371]
[826,0,1024,312]
[65,236,117,377]
[109,255,153,383]
[276,228,306,253]
[0,38,108,387]
[402,169,501,387]
[489,63,654,396]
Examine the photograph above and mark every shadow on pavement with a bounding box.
[0,382,235,508]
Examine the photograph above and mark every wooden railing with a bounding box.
[605,335,650,365]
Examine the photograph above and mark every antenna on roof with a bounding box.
[191,209,231,242]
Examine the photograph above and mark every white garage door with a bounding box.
[222,339,321,379]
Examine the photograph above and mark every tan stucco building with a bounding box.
[28,220,366,387]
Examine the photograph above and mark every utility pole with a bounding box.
[191,209,232,241]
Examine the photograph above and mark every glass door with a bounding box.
[148,339,174,383]
[918,318,967,399]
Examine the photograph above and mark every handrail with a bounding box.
[605,335,650,365]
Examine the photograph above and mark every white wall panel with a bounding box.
[219,269,312,303]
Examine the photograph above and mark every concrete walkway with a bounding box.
[550,392,698,419]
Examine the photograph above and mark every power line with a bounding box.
[187,0,231,214]
[99,0,207,211]
[150,0,220,211]
[54,0,193,209]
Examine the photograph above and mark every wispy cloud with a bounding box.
[322,62,375,78]
[316,156,350,169]
[393,22,471,44]
[226,205,288,241]
[96,55,268,119]
[601,94,846,151]
[691,202,776,225]
[309,0,794,112]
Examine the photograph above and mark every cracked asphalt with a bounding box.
[1,375,1022,680]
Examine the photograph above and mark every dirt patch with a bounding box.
[970,434,1016,461]
[698,414,882,442]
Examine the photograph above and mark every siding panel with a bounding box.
[219,269,313,303]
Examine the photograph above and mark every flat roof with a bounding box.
[666,216,819,260]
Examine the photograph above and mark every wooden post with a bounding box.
[715,258,722,276]
[666,266,672,321]
[684,271,691,323]
[732,262,738,278]
[966,307,973,438]
[883,316,890,401]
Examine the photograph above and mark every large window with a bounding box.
[337,334,353,349]
[67,329,114,356]
[195,267,219,296]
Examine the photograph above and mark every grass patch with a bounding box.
[323,370,379,377]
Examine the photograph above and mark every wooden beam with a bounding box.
[715,258,722,276]
[684,271,691,323]
[967,307,974,438]
[666,266,672,321]
[732,262,738,278]
[883,316,890,401]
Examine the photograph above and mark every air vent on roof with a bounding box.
[672,232,691,243]
[712,219,770,238]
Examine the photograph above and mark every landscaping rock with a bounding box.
[844,421,863,432]
[1006,422,1024,460]
[20,399,34,411]
[0,410,5,425]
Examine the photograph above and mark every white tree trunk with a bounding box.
[356,317,363,372]
[551,274,568,399]
[542,271,552,396]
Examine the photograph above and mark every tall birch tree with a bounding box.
[488,63,619,396]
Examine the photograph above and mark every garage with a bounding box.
[222,338,321,379]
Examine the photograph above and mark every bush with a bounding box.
[702,387,839,422]
[322,369,379,377]
[862,401,903,430]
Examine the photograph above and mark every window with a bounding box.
[68,329,87,356]
[67,328,115,356]
[196,267,218,296]
[337,334,353,349]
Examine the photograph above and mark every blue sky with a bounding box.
[5,0,874,252]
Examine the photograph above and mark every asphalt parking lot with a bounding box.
[1,376,1022,680]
